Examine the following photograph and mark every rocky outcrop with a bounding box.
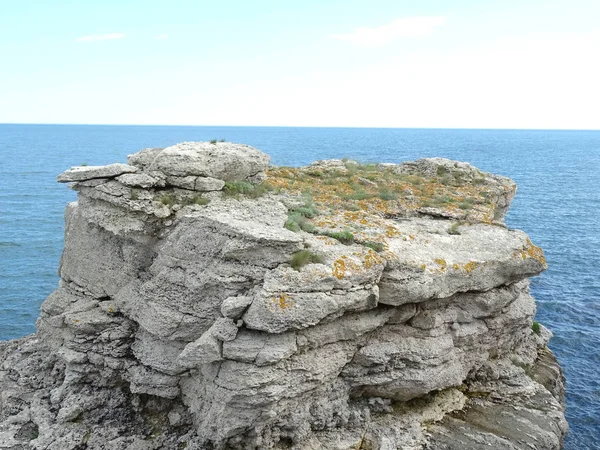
[0,142,567,449]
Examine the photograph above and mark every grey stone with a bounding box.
[126,147,164,170]
[195,176,225,191]
[149,141,269,181]
[57,163,137,182]
[166,175,197,190]
[116,172,163,188]
[0,145,567,450]
[243,287,379,333]
[220,296,253,319]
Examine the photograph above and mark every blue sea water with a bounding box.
[0,124,598,448]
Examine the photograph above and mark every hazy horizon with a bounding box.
[2,123,600,132]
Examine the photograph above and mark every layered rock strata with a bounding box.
[0,142,567,449]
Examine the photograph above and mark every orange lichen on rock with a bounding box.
[463,261,479,273]
[332,258,347,279]
[434,258,447,271]
[363,249,383,269]
[272,293,294,310]
[515,238,547,267]
[267,162,500,227]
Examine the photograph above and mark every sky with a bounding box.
[1,0,599,129]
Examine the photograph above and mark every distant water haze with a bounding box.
[0,124,598,447]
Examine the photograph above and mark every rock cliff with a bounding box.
[0,142,567,449]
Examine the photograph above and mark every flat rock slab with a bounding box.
[379,218,546,305]
[57,163,137,182]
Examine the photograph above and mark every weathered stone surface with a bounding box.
[379,219,546,305]
[194,176,225,191]
[0,144,566,450]
[149,141,269,181]
[116,172,164,188]
[243,286,379,333]
[220,295,253,319]
[57,163,137,182]
[126,147,164,170]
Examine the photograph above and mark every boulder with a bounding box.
[149,141,269,181]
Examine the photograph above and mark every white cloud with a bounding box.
[156,33,169,40]
[76,33,126,42]
[332,16,446,47]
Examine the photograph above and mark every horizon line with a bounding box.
[1,122,599,132]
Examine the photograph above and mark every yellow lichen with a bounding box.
[516,238,547,266]
[463,261,479,273]
[434,258,447,271]
[267,161,503,244]
[363,249,383,269]
[385,226,401,238]
[333,258,347,279]
[272,293,294,309]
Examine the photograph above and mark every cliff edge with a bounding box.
[0,142,567,449]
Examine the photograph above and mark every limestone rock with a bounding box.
[149,141,269,181]
[194,176,225,191]
[126,147,164,170]
[57,163,137,182]
[220,295,253,319]
[116,172,164,188]
[0,144,567,450]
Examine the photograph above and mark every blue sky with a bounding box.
[1,0,599,128]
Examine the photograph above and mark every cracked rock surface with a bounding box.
[0,142,567,449]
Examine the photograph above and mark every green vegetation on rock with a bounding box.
[290,250,323,270]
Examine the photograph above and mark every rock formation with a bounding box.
[0,142,567,449]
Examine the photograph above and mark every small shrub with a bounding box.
[345,190,372,201]
[291,205,320,218]
[440,174,454,186]
[306,169,324,178]
[363,241,384,252]
[223,181,255,197]
[290,250,324,271]
[343,204,361,211]
[447,222,461,235]
[458,199,474,210]
[285,212,315,233]
[436,166,449,176]
[159,193,176,207]
[398,174,424,186]
[435,195,454,204]
[532,321,541,335]
[248,182,274,199]
[209,139,217,144]
[326,230,354,245]
[379,190,398,201]
[80,162,88,167]
[191,194,209,206]
[223,181,274,199]
[219,138,226,142]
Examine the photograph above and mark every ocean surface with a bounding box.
[0,124,598,448]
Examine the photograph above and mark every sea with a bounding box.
[0,124,598,448]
